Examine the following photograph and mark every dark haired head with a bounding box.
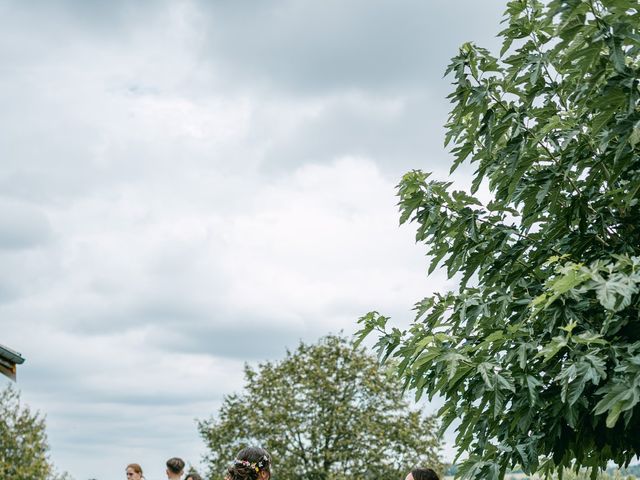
[411,468,439,480]
[185,474,203,480]
[166,458,186,475]
[226,446,271,480]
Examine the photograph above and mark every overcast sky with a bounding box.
[0,1,505,479]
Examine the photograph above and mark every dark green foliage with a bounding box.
[0,385,69,480]
[198,335,441,480]
[357,1,640,479]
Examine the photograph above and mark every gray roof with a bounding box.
[0,343,25,365]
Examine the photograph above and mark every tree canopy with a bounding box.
[198,335,441,480]
[357,0,640,478]
[0,384,69,480]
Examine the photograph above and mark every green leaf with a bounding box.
[593,383,640,428]
[360,0,640,475]
[594,273,639,312]
[629,121,640,148]
[537,336,569,362]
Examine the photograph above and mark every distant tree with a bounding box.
[198,335,441,480]
[559,469,636,480]
[357,0,640,479]
[0,384,71,479]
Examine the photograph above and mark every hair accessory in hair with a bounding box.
[233,455,269,473]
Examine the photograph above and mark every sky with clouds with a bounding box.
[0,1,505,478]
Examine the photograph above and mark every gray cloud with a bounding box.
[259,92,452,175]
[0,202,52,250]
[148,317,307,358]
[0,1,509,478]
[0,0,168,40]
[198,0,504,95]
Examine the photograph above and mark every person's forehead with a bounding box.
[405,473,414,480]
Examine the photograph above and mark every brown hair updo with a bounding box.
[226,446,271,480]
[126,464,144,478]
[411,468,440,480]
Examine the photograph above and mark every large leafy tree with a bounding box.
[357,0,640,479]
[0,384,70,479]
[198,335,441,480]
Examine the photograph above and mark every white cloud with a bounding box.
[0,0,508,478]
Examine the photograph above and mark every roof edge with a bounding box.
[0,344,25,364]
